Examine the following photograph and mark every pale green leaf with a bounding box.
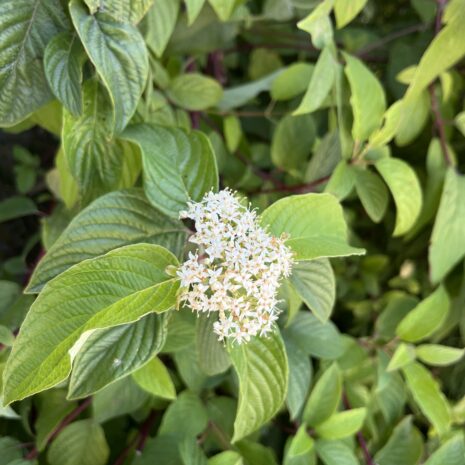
[303,363,341,426]
[208,0,239,21]
[283,311,344,359]
[416,344,464,367]
[47,420,109,465]
[297,0,334,49]
[44,33,85,116]
[315,408,366,439]
[396,285,450,343]
[294,46,336,115]
[429,168,465,283]
[185,0,207,25]
[145,0,180,57]
[132,356,176,399]
[344,52,386,142]
[224,116,242,153]
[0,0,69,126]
[334,0,367,28]
[167,73,223,111]
[288,259,335,322]
[387,343,416,371]
[284,425,315,465]
[271,63,313,101]
[374,416,424,465]
[69,313,168,398]
[180,437,208,465]
[3,244,179,404]
[122,123,218,217]
[84,0,155,22]
[316,440,360,465]
[402,362,451,435]
[229,330,288,442]
[27,188,186,293]
[375,157,422,236]
[354,168,389,223]
[208,451,243,465]
[424,434,465,465]
[271,115,315,176]
[324,161,355,201]
[196,314,231,376]
[260,193,365,261]
[0,325,15,347]
[70,0,149,133]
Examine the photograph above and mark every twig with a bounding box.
[26,397,92,460]
[342,393,375,465]
[428,0,452,166]
[250,175,330,195]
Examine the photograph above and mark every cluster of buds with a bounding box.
[177,189,294,344]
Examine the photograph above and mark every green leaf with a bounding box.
[185,0,207,25]
[208,0,239,21]
[224,116,242,153]
[387,343,416,371]
[27,188,185,293]
[47,420,109,465]
[416,344,464,367]
[167,73,223,111]
[394,91,430,146]
[285,339,312,420]
[84,0,155,22]
[294,46,336,115]
[315,408,366,439]
[405,3,465,100]
[196,314,231,376]
[122,123,218,217]
[374,416,424,465]
[297,0,334,49]
[288,259,335,322]
[303,363,341,426]
[315,440,360,465]
[402,362,451,435]
[354,168,389,223]
[159,390,208,437]
[429,168,465,283]
[271,115,315,176]
[284,425,315,465]
[271,63,313,101]
[209,451,243,465]
[180,437,208,465]
[260,193,365,261]
[229,330,288,442]
[343,52,386,142]
[0,196,37,223]
[334,0,367,28]
[70,0,149,133]
[44,33,85,116]
[3,244,179,404]
[68,313,167,398]
[236,441,278,465]
[375,157,422,236]
[62,79,141,202]
[35,390,76,450]
[0,325,15,346]
[174,344,207,393]
[284,311,344,359]
[324,161,355,201]
[145,0,180,57]
[0,437,23,464]
[424,434,465,465]
[132,356,176,399]
[0,0,69,126]
[396,285,450,343]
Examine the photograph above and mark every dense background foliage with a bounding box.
[1,0,465,464]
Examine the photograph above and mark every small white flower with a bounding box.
[176,189,294,344]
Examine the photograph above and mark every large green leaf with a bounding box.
[122,123,218,217]
[62,79,141,202]
[415,344,464,367]
[396,285,450,343]
[375,158,422,236]
[429,168,465,283]
[70,0,149,133]
[68,313,168,398]
[145,0,180,57]
[3,244,179,404]
[303,363,341,426]
[84,0,155,23]
[343,52,386,142]
[288,259,335,322]
[132,356,176,399]
[271,63,313,102]
[402,362,451,435]
[260,193,365,261]
[424,435,465,465]
[354,168,389,223]
[229,330,289,442]
[0,0,69,126]
[27,189,186,293]
[294,46,336,115]
[44,32,86,116]
[47,420,109,465]
[374,416,424,465]
[314,408,366,439]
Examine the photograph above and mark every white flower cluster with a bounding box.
[177,189,294,344]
